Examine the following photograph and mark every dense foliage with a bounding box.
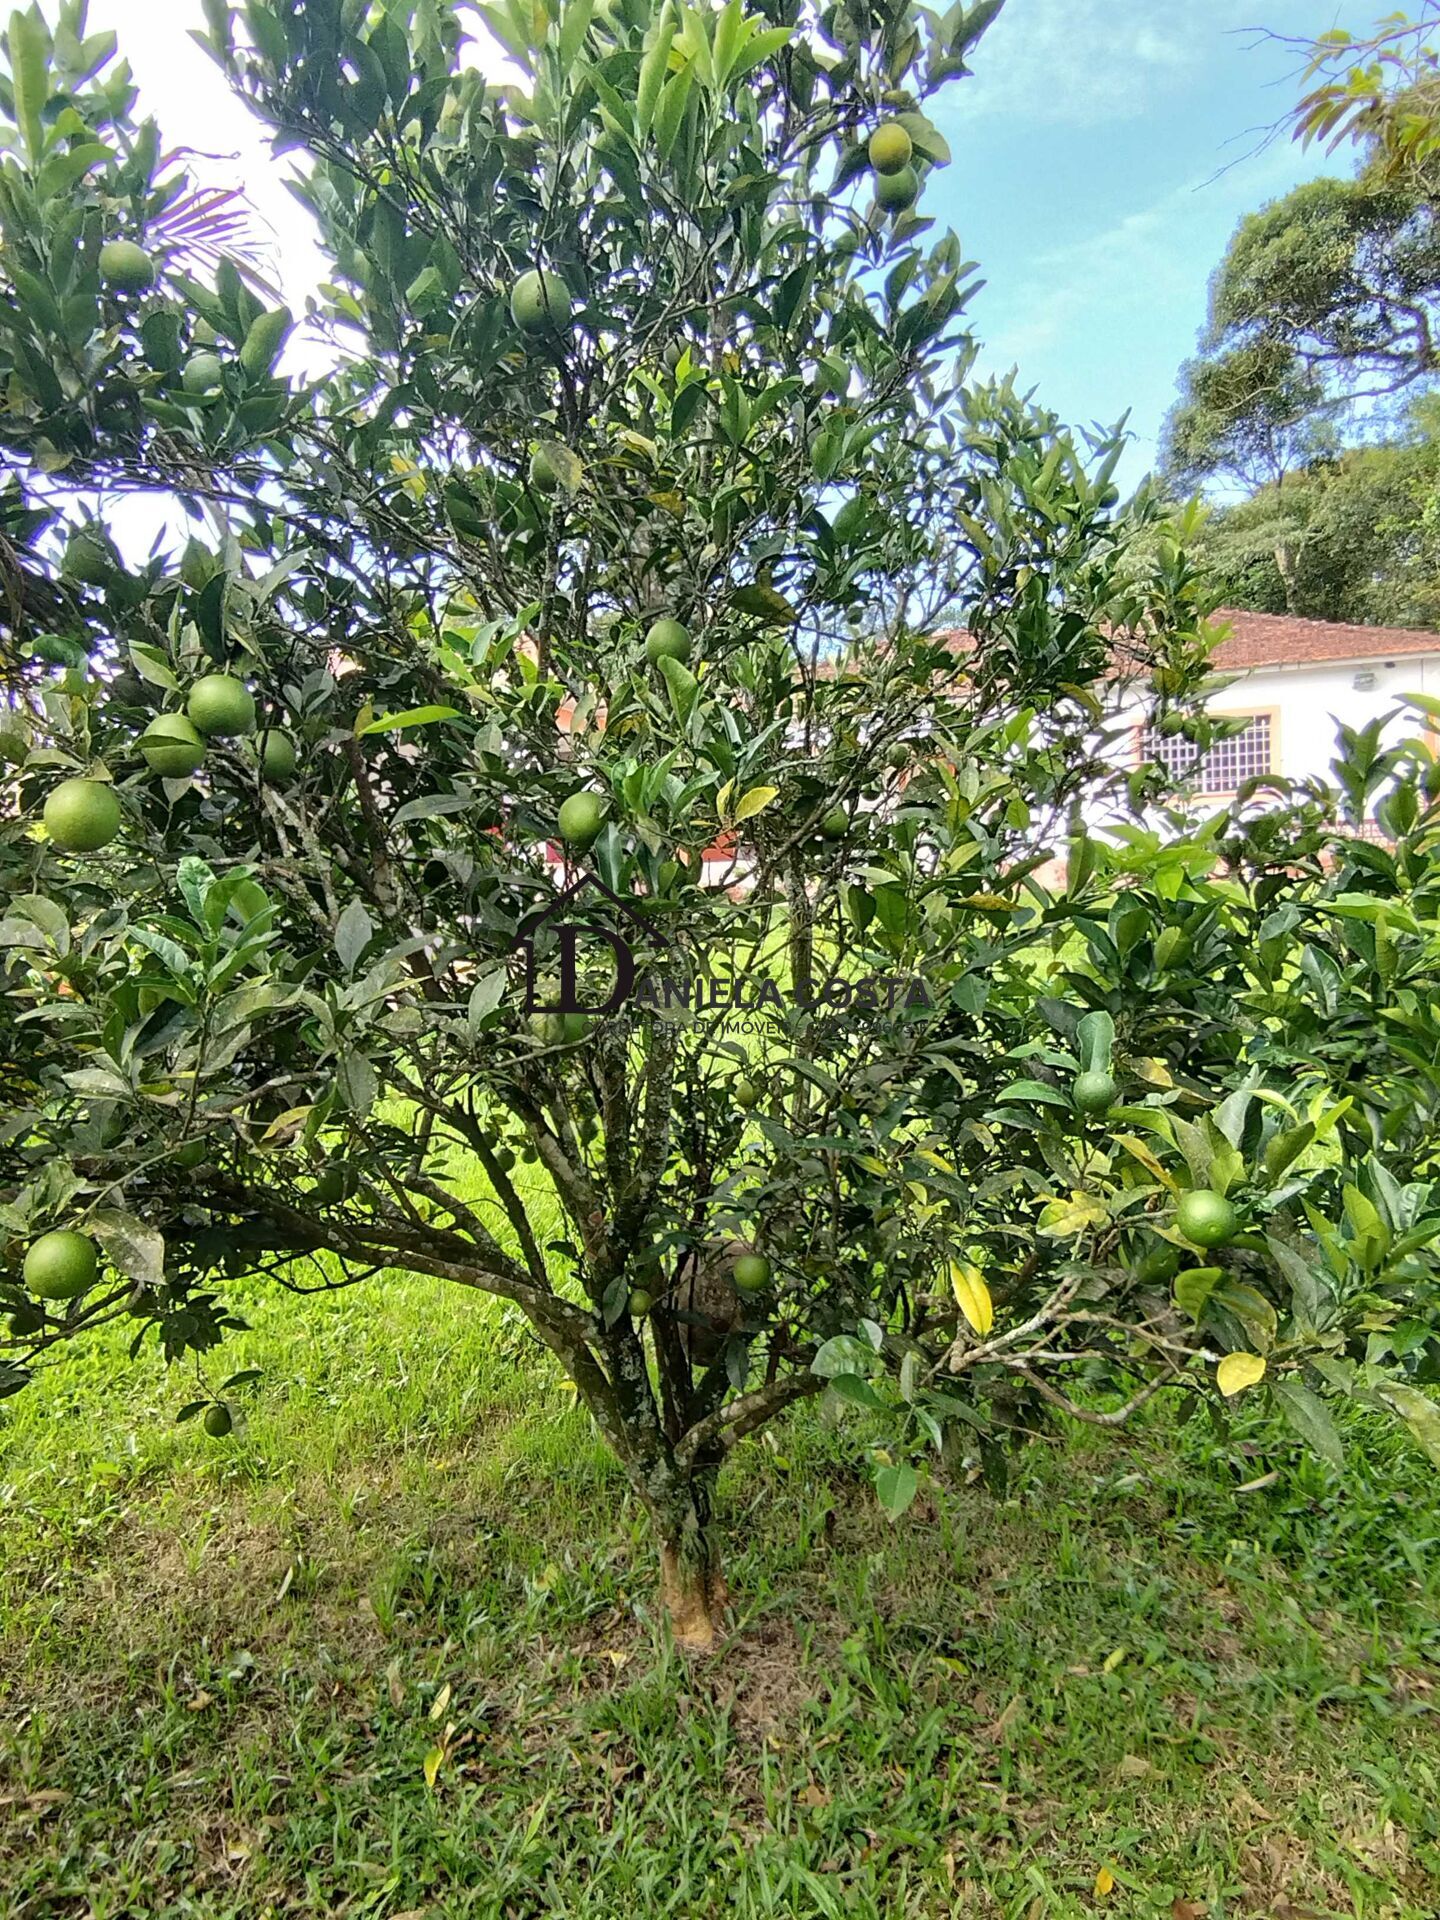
[2,0,1439,1646]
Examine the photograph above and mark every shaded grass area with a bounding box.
[1,1270,1438,1918]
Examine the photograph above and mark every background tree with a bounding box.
[1189,396,1440,625]
[4,0,1440,1655]
[1160,174,1440,497]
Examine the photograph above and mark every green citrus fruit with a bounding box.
[819,807,849,841]
[644,617,691,666]
[24,1229,98,1301]
[1073,1070,1116,1115]
[203,1403,233,1438]
[1134,1243,1180,1286]
[733,1252,771,1293]
[43,778,121,851]
[181,352,223,394]
[868,120,913,174]
[7,1302,45,1337]
[1176,1189,1238,1249]
[98,239,156,293]
[172,1138,209,1170]
[312,1163,356,1206]
[875,165,919,213]
[510,268,571,337]
[558,791,605,846]
[542,1011,590,1046]
[627,1287,653,1318]
[493,1145,516,1173]
[529,445,562,492]
[140,714,206,778]
[188,673,255,737]
[257,729,297,780]
[885,741,910,771]
[733,1076,759,1110]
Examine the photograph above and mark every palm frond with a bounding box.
[150,154,286,304]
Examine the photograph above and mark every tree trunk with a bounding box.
[654,1470,726,1651]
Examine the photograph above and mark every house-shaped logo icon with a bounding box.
[511,869,670,1015]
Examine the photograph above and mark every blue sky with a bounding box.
[93,0,1378,501]
[932,0,1379,487]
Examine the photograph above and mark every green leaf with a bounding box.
[9,9,49,164]
[1377,1380,1440,1469]
[335,899,374,975]
[728,24,792,80]
[652,58,694,159]
[358,704,461,734]
[1272,1378,1345,1470]
[636,4,677,136]
[467,967,508,1035]
[390,791,473,828]
[1174,1265,1222,1320]
[336,1048,378,1117]
[995,1078,1071,1109]
[1075,1009,1115,1073]
[874,1462,918,1520]
[811,1334,879,1378]
[657,653,699,724]
[826,1372,886,1411]
[90,1209,165,1288]
[558,0,595,69]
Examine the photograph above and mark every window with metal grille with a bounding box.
[1140,713,1272,793]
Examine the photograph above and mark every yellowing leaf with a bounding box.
[429,1680,452,1722]
[1217,1351,1267,1397]
[734,784,779,822]
[1101,1646,1128,1673]
[1113,1133,1178,1191]
[950,1262,994,1336]
[1094,1864,1116,1897]
[1037,1190,1110,1238]
[423,1743,445,1788]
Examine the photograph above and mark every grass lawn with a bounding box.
[1,1265,1437,1918]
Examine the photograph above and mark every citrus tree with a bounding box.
[3,1,1440,1650]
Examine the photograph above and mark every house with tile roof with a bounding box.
[1131,609,1440,799]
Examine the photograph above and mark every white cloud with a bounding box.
[959,0,1208,127]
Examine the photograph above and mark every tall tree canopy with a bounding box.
[1162,175,1440,493]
